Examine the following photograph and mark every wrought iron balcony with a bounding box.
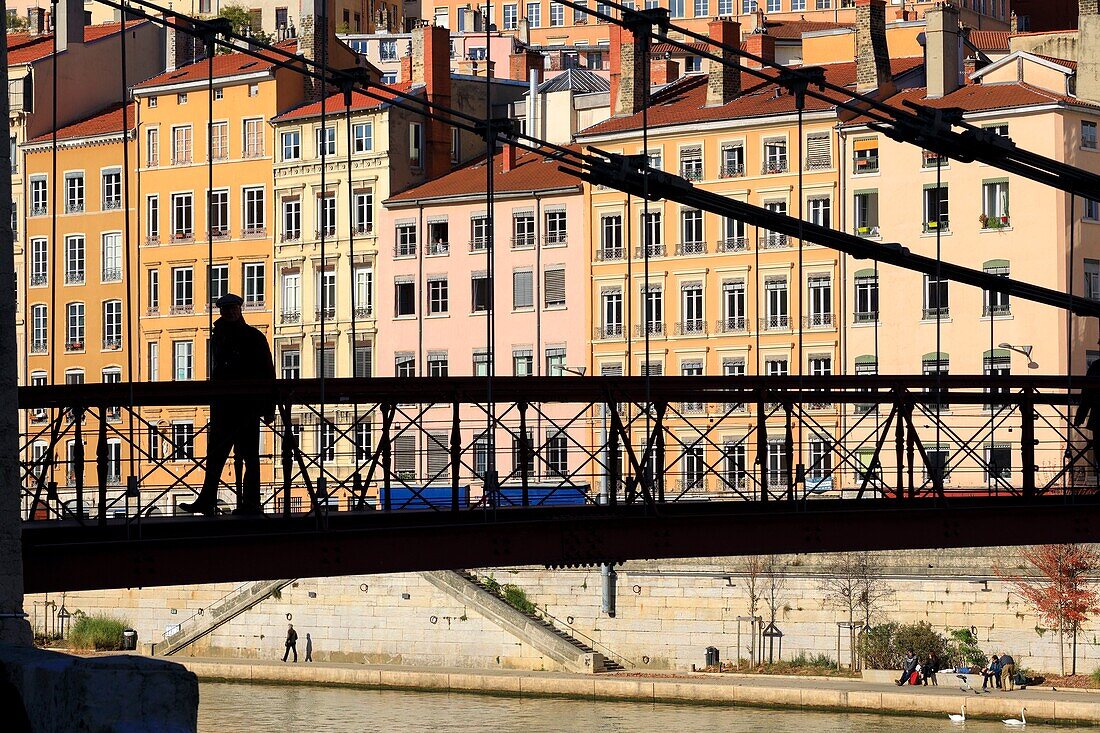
[675,320,707,336]
[675,241,707,256]
[428,240,449,256]
[30,340,47,354]
[922,307,950,320]
[853,156,879,174]
[803,313,834,329]
[315,307,336,320]
[171,232,195,243]
[172,155,192,165]
[853,311,878,324]
[760,314,790,331]
[169,304,194,315]
[101,268,122,282]
[144,235,161,246]
[544,231,568,246]
[241,227,267,238]
[29,274,46,287]
[209,228,230,241]
[354,306,373,319]
[595,246,624,261]
[394,244,416,257]
[716,316,747,333]
[634,322,664,337]
[103,199,122,211]
[511,234,536,249]
[981,215,1011,229]
[719,162,744,178]
[983,304,1011,317]
[923,220,950,234]
[30,206,47,217]
[65,341,84,352]
[280,232,301,243]
[594,324,623,339]
[679,166,704,181]
[64,271,84,285]
[762,160,788,175]
[353,224,374,236]
[763,233,789,249]
[65,202,84,214]
[280,311,301,325]
[635,243,665,258]
[717,236,748,253]
[680,401,705,414]
[316,228,337,239]
[243,300,265,311]
[805,158,832,171]
[102,338,122,350]
[469,238,487,252]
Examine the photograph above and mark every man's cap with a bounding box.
[216,293,244,308]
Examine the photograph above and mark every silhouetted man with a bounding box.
[181,294,275,516]
[283,623,298,663]
[1074,349,1100,481]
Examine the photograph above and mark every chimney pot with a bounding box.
[649,56,680,86]
[925,4,961,99]
[855,0,893,94]
[705,19,740,106]
[609,22,647,117]
[502,144,518,173]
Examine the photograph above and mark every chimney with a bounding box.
[925,4,961,99]
[609,21,646,117]
[54,0,85,53]
[509,49,544,84]
[166,17,201,72]
[27,8,46,35]
[855,0,892,94]
[502,143,518,173]
[742,31,775,70]
[411,23,453,179]
[1010,11,1018,34]
[1078,2,1100,104]
[298,0,338,100]
[399,52,413,84]
[650,56,680,86]
[706,19,740,106]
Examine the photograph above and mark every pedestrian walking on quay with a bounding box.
[897,648,918,685]
[283,623,298,663]
[305,632,313,663]
[1000,652,1017,691]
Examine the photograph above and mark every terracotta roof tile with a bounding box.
[579,57,923,137]
[386,146,582,203]
[273,83,420,122]
[765,19,852,39]
[27,102,135,144]
[1032,53,1077,70]
[8,20,145,65]
[967,29,1011,53]
[134,39,298,89]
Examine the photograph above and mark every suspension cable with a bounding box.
[118,5,137,498]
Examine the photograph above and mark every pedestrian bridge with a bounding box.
[18,375,1100,592]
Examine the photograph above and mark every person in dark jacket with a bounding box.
[282,624,298,663]
[982,654,1002,690]
[180,294,275,516]
[922,652,940,686]
[897,649,918,685]
[999,652,1017,691]
[1074,353,1100,479]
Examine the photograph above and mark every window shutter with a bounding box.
[601,363,623,377]
[513,270,533,309]
[394,434,416,474]
[354,345,373,378]
[806,133,830,167]
[427,433,450,477]
[544,268,566,307]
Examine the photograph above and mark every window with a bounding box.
[804,275,832,328]
[171,193,194,239]
[550,2,564,25]
[513,212,535,247]
[317,270,336,317]
[601,289,623,337]
[1086,198,1100,221]
[101,233,121,282]
[762,201,788,248]
[984,352,1011,412]
[101,169,121,210]
[354,268,373,316]
[64,172,84,213]
[853,138,879,174]
[171,125,192,164]
[723,442,746,489]
[809,355,832,376]
[316,346,336,379]
[428,352,448,377]
[722,280,745,331]
[470,216,488,250]
[282,349,300,380]
[544,268,566,308]
[281,273,300,318]
[208,189,229,235]
[30,304,47,352]
[208,264,229,305]
[380,39,398,60]
[396,222,416,256]
[317,193,336,236]
[545,209,567,245]
[513,270,533,309]
[766,0,779,10]
[146,195,160,242]
[281,130,301,160]
[670,0,685,16]
[694,0,708,15]
[763,139,787,174]
[720,144,744,178]
[981,180,1010,228]
[472,273,491,312]
[679,209,704,252]
[765,359,788,377]
[718,0,733,12]
[791,0,805,10]
[282,197,301,241]
[546,348,567,376]
[145,128,159,166]
[352,190,373,234]
[353,122,373,152]
[741,0,757,10]
[923,276,949,319]
[807,436,832,483]
[473,350,490,377]
[354,344,372,378]
[513,348,534,376]
[30,238,47,287]
[171,423,194,461]
[807,197,831,228]
[409,122,423,167]
[679,146,703,180]
[764,278,788,329]
[355,421,372,461]
[29,176,47,216]
[395,353,415,378]
[853,190,879,236]
[643,286,663,334]
[428,277,449,314]
[574,0,589,23]
[243,263,265,306]
[173,340,193,380]
[503,3,518,29]
[148,270,160,312]
[177,92,188,105]
[1084,120,1098,150]
[316,126,336,157]
[983,261,1010,316]
[64,236,84,284]
[243,187,265,233]
[147,343,159,381]
[243,118,264,158]
[985,445,1011,482]
[395,281,416,317]
[922,356,950,412]
[680,282,704,333]
[721,217,746,252]
[600,215,623,258]
[526,1,541,26]
[315,421,336,461]
[854,271,878,323]
[172,267,194,311]
[923,185,950,232]
[546,431,568,477]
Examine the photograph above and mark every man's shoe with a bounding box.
[178,500,217,516]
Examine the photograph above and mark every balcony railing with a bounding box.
[353,224,374,236]
[544,231,568,246]
[146,306,159,316]
[853,311,878,324]
[469,238,487,252]
[103,198,122,211]
[762,160,788,175]
[29,205,47,217]
[923,220,949,234]
[805,158,832,171]
[719,162,744,178]
[280,232,301,243]
[146,155,159,167]
[675,320,707,336]
[280,311,301,324]
[241,227,267,238]
[803,313,834,329]
[30,340,47,354]
[209,228,230,241]
[763,233,789,249]
[675,241,707,256]
[315,307,336,320]
[29,274,46,287]
[172,155,192,165]
[635,244,666,258]
[169,304,194,315]
[145,235,161,246]
[716,316,747,333]
[101,268,122,282]
[922,307,949,319]
[680,165,703,181]
[594,324,624,339]
[680,401,705,414]
[595,246,624,261]
[717,236,748,253]
[428,240,449,256]
[981,215,1011,229]
[511,234,536,249]
[64,271,84,285]
[634,322,664,337]
[172,232,195,243]
[65,341,84,352]
[243,300,265,311]
[922,151,946,168]
[354,306,373,319]
[855,225,879,237]
[394,245,416,257]
[316,228,337,239]
[102,338,122,350]
[983,304,1011,317]
[760,314,790,331]
[853,156,879,174]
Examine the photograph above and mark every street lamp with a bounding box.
[557,366,587,377]
[998,343,1039,369]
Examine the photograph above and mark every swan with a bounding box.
[948,703,966,723]
[1003,708,1027,727]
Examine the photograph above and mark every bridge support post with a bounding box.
[1022,389,1036,499]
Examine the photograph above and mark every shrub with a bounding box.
[68,614,129,651]
[859,621,950,669]
[948,628,988,669]
[501,584,537,614]
[1090,668,1100,685]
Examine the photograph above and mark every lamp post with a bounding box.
[998,343,1039,369]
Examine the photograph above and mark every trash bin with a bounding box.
[122,629,137,651]
[705,646,720,667]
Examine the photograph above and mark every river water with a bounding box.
[197,681,1075,732]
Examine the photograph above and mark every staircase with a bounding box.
[436,570,628,672]
[153,578,296,656]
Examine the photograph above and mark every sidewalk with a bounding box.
[177,656,1100,724]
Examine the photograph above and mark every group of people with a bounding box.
[981,653,1019,691]
[896,649,942,686]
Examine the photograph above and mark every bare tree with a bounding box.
[760,555,788,663]
[742,555,764,663]
[855,553,893,629]
[818,552,892,669]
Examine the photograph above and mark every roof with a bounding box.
[843,82,1099,127]
[134,39,298,89]
[386,146,582,203]
[27,102,135,144]
[764,19,852,39]
[536,68,610,95]
[1032,53,1077,71]
[8,20,146,65]
[272,83,419,122]
[579,57,923,137]
[650,41,712,55]
[966,29,1011,54]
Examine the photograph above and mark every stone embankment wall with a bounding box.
[27,548,1100,674]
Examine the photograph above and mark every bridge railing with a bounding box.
[15,376,1098,524]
